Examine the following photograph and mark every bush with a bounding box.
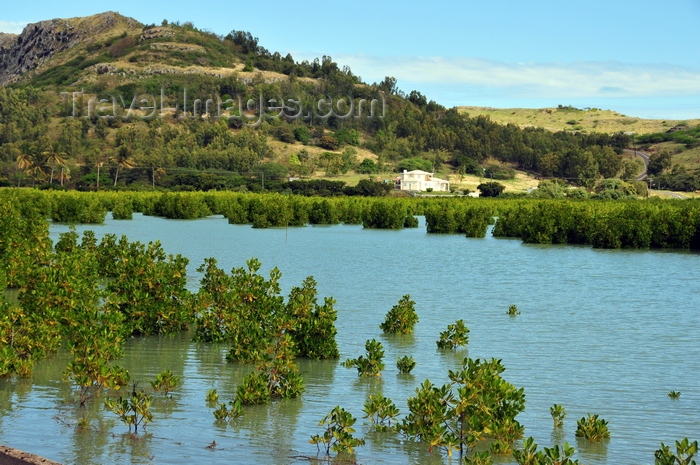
[293,126,310,144]
[319,135,339,150]
[356,158,378,174]
[111,196,133,220]
[575,414,610,442]
[380,294,419,334]
[436,319,469,349]
[477,182,506,197]
[396,356,416,374]
[342,339,385,376]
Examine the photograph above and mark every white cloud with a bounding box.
[0,21,28,34]
[323,54,700,100]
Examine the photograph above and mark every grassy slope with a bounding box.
[458,106,700,135]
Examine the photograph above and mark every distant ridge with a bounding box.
[458,106,700,135]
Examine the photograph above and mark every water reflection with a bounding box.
[109,432,155,464]
[576,438,609,464]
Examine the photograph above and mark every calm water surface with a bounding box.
[1,213,698,464]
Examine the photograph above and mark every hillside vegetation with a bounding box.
[0,12,698,193]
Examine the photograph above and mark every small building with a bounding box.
[397,170,450,192]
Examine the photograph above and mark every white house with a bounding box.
[397,170,450,192]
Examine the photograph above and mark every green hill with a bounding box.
[1,12,697,194]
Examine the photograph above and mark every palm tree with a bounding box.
[96,161,103,190]
[111,147,136,187]
[59,166,71,187]
[16,153,32,187]
[42,148,67,184]
[26,161,46,186]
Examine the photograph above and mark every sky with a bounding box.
[1,0,699,119]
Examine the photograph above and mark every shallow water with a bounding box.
[1,213,698,464]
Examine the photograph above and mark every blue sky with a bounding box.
[2,0,699,119]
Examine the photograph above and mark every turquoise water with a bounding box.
[1,213,698,464]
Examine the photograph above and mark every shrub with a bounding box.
[356,158,377,174]
[310,406,365,455]
[293,126,310,144]
[550,404,567,428]
[477,182,506,197]
[396,356,416,374]
[436,319,469,349]
[111,196,133,220]
[380,294,419,334]
[513,437,579,465]
[654,438,698,465]
[363,394,400,431]
[575,414,610,442]
[342,339,385,376]
[399,358,525,460]
[150,369,179,396]
[319,135,339,151]
[104,385,153,433]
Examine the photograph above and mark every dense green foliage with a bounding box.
[396,356,417,374]
[399,358,525,460]
[575,414,610,442]
[5,189,700,252]
[493,199,700,249]
[380,294,419,334]
[192,257,338,360]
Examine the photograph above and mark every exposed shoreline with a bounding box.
[0,446,61,465]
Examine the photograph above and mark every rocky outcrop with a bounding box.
[0,33,18,50]
[0,11,140,86]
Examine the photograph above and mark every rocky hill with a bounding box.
[0,12,143,86]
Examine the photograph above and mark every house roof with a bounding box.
[403,170,433,175]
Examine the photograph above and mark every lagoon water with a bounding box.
[1,213,699,464]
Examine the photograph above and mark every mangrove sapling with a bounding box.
[399,358,525,461]
[654,438,698,465]
[436,319,470,349]
[205,389,219,403]
[150,370,179,396]
[342,339,385,376]
[464,451,493,465]
[212,399,243,422]
[668,390,681,399]
[513,437,580,465]
[380,294,419,334]
[310,406,365,455]
[550,404,567,428]
[396,355,416,374]
[575,414,610,442]
[104,383,153,433]
[507,304,521,316]
[362,394,400,431]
